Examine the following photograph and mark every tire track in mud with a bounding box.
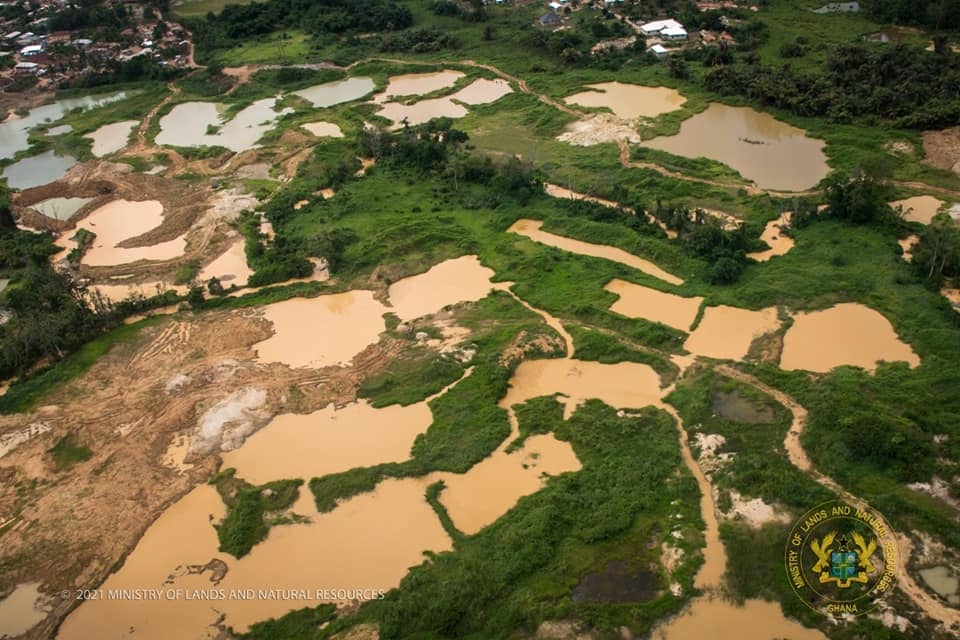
[715,364,960,632]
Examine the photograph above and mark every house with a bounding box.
[661,26,688,40]
[72,38,93,47]
[548,1,562,9]
[14,61,39,74]
[648,44,669,58]
[19,43,43,56]
[639,19,684,36]
[539,10,561,26]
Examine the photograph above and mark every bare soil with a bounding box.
[922,127,960,176]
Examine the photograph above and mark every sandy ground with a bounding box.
[922,127,960,176]
[0,308,406,640]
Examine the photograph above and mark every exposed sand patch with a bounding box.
[301,121,344,138]
[557,113,642,146]
[684,306,780,361]
[780,303,919,372]
[921,126,960,176]
[604,279,702,331]
[508,219,683,286]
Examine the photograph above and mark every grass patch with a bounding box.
[211,469,304,558]
[47,433,93,472]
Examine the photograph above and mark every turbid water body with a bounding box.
[85,120,137,157]
[450,78,513,105]
[650,597,827,640]
[156,98,292,152]
[197,238,252,286]
[684,306,780,361]
[604,279,702,331]
[890,195,944,224]
[92,281,186,304]
[564,82,686,120]
[508,219,683,286]
[899,234,918,261]
[375,70,464,102]
[29,196,93,221]
[0,582,48,638]
[387,255,495,321]
[221,400,434,485]
[919,566,960,604]
[641,103,829,191]
[254,291,387,368]
[3,150,77,189]
[376,97,468,128]
[780,303,919,372]
[0,91,126,159]
[57,479,451,638]
[301,121,344,138]
[55,199,186,266]
[293,77,375,107]
[747,212,794,262]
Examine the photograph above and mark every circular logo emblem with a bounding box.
[784,499,898,616]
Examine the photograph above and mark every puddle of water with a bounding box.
[301,121,343,138]
[197,239,252,286]
[504,359,664,418]
[376,71,464,102]
[0,582,48,638]
[898,235,917,262]
[710,388,774,423]
[450,78,512,105]
[58,479,450,638]
[0,91,126,159]
[604,278,702,331]
[3,150,77,189]
[222,400,433,485]
[293,77,375,107]
[46,124,73,136]
[55,199,186,267]
[684,306,780,361]
[438,433,580,535]
[29,196,93,221]
[92,281,186,304]
[85,120,137,157]
[387,255,495,321]
[919,566,959,604]
[890,195,944,224]
[780,303,919,372]
[642,103,829,191]
[651,597,827,640]
[162,434,194,474]
[156,98,292,152]
[571,560,659,603]
[565,82,686,120]
[376,97,468,128]
[254,291,387,368]
[747,212,794,262]
[508,219,684,286]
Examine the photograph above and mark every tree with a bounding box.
[913,212,960,281]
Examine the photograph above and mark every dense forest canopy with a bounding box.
[863,0,960,30]
[191,0,413,51]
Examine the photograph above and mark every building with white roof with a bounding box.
[640,19,684,35]
[661,26,688,40]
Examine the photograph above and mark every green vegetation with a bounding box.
[237,604,337,640]
[358,349,465,408]
[47,433,93,471]
[424,480,464,543]
[211,469,304,558]
[174,259,202,285]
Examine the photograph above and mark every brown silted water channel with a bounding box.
[780,303,920,373]
[641,103,829,192]
[197,238,253,286]
[0,582,48,638]
[564,82,686,120]
[747,212,794,262]
[508,219,684,286]
[604,279,702,331]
